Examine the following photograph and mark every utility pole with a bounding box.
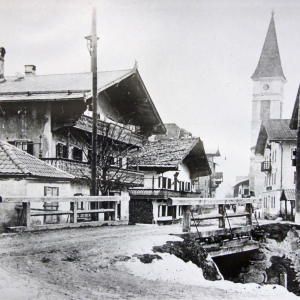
[91,7,98,197]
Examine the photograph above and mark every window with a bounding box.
[44,186,59,224]
[73,147,83,161]
[44,186,59,196]
[159,176,172,189]
[56,143,68,158]
[9,140,34,155]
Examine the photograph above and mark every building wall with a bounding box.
[250,78,285,196]
[143,163,193,192]
[0,178,72,230]
[0,102,52,157]
[261,141,296,218]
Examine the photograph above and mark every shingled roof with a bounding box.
[251,14,286,80]
[0,66,166,135]
[137,138,211,178]
[255,119,297,155]
[0,141,74,179]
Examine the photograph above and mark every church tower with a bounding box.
[249,12,286,195]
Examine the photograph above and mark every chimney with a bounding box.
[25,65,36,76]
[0,47,6,82]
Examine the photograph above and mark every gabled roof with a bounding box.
[255,119,297,155]
[280,189,295,201]
[0,69,133,96]
[137,137,211,178]
[0,141,74,179]
[251,14,286,81]
[0,66,166,135]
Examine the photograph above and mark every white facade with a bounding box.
[261,141,296,218]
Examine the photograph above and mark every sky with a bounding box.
[1,0,300,196]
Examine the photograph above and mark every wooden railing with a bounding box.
[1,196,130,231]
[167,197,260,232]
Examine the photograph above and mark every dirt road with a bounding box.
[0,224,297,300]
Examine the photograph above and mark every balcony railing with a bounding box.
[41,158,144,187]
[74,116,144,147]
[261,161,272,173]
[41,158,90,178]
[129,188,202,199]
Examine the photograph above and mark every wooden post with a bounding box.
[23,202,31,230]
[72,201,77,224]
[112,201,117,221]
[245,203,253,225]
[219,204,226,228]
[182,205,191,232]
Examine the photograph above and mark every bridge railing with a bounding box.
[0,196,130,230]
[167,197,260,232]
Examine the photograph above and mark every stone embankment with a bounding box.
[153,223,300,296]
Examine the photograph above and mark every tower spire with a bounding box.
[251,12,286,81]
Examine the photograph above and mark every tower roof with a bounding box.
[251,13,286,81]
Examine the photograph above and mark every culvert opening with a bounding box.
[212,249,260,283]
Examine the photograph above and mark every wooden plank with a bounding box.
[28,220,129,231]
[192,214,223,221]
[167,197,260,206]
[30,210,72,216]
[30,209,115,216]
[1,196,130,203]
[76,209,115,214]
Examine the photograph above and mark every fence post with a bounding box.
[245,203,253,225]
[112,201,117,221]
[23,202,31,230]
[72,201,77,224]
[219,204,226,228]
[182,205,191,232]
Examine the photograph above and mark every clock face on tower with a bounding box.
[263,84,269,90]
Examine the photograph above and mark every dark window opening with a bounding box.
[56,143,68,158]
[73,147,83,161]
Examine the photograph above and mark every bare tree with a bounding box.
[56,116,143,196]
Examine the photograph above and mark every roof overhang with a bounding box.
[183,139,211,179]
[93,69,166,136]
[290,85,300,130]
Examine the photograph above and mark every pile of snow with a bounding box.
[122,232,299,299]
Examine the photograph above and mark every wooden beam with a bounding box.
[1,196,130,203]
[167,197,260,206]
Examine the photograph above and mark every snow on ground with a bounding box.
[122,227,299,299]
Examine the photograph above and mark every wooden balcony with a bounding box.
[41,158,90,178]
[129,188,202,199]
[261,161,272,173]
[41,158,144,187]
[74,116,144,147]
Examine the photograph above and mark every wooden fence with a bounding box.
[0,196,130,231]
[167,197,260,232]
